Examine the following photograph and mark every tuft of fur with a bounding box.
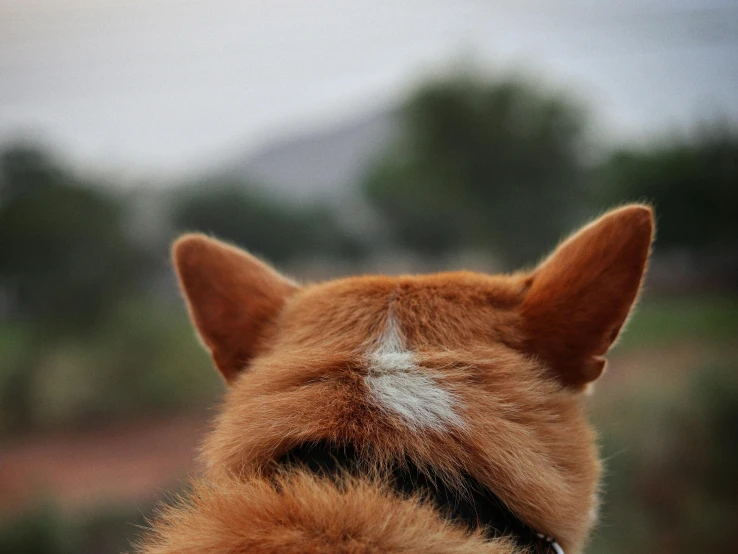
[138,472,518,554]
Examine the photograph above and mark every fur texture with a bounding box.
[138,205,654,554]
[141,472,516,554]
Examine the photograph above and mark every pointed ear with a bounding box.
[172,234,298,383]
[520,205,654,389]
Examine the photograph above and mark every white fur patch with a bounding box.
[364,315,463,431]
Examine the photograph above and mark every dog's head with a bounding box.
[172,205,653,553]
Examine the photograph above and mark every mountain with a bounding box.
[227,107,399,202]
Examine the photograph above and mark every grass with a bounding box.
[0,297,222,437]
[616,293,738,350]
[589,360,738,554]
[0,502,152,554]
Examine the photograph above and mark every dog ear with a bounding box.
[172,234,298,383]
[520,205,654,389]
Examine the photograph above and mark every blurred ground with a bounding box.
[0,413,208,517]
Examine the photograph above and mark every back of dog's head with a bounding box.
[170,205,654,553]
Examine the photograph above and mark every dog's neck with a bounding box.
[278,441,564,554]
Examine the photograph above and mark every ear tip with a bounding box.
[172,233,214,263]
[612,203,654,230]
[172,233,213,254]
[605,204,655,248]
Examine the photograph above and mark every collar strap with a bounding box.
[278,441,563,554]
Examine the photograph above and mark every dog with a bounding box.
[138,204,653,554]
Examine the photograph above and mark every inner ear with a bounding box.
[519,205,654,389]
[172,234,298,383]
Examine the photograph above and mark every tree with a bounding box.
[363,73,590,266]
[0,145,143,331]
[171,181,365,264]
[596,125,738,252]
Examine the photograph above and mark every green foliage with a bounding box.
[0,323,37,433]
[615,294,738,350]
[597,126,738,251]
[0,505,79,554]
[0,300,221,435]
[171,181,365,263]
[592,361,738,553]
[0,145,147,332]
[0,503,149,554]
[364,74,589,265]
[365,75,737,270]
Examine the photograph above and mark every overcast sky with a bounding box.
[1,0,736,177]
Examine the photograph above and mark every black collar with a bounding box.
[278,441,563,554]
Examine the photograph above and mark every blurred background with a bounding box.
[1,1,737,552]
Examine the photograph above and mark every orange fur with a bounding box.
[138,205,654,554]
[173,236,297,382]
[140,472,516,554]
[521,205,654,388]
